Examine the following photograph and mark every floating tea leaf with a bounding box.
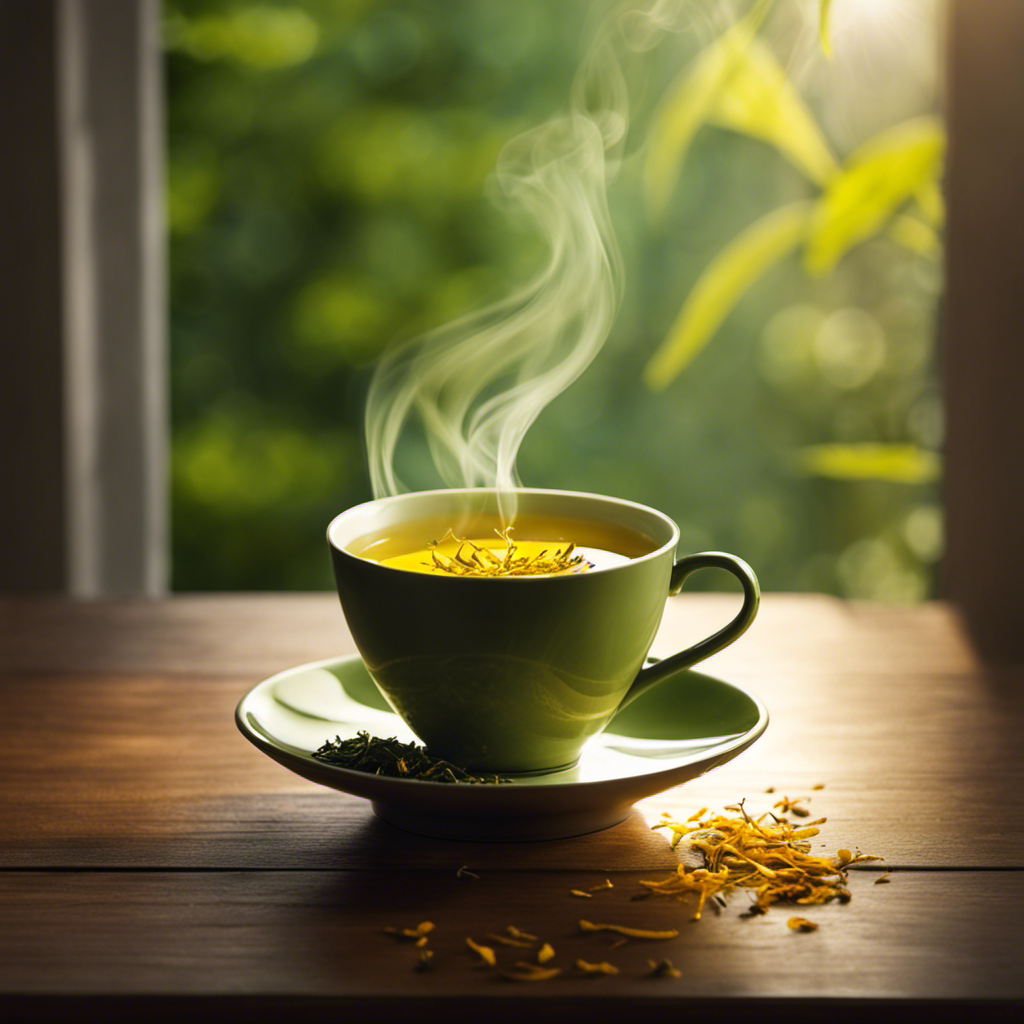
[425,528,592,578]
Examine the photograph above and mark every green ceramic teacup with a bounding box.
[327,488,759,774]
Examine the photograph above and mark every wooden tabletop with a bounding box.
[1,593,1021,1022]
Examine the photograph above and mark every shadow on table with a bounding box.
[319,802,679,892]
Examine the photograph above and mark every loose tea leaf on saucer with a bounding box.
[312,730,511,784]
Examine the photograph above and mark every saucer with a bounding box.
[235,655,768,841]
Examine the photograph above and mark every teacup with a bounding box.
[327,488,759,774]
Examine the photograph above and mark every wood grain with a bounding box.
[0,870,1018,1001]
[1,596,1020,869]
[0,593,980,678]
[1,595,1021,1015]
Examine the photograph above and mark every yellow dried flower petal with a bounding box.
[502,964,562,982]
[648,958,682,978]
[788,917,819,932]
[579,920,679,940]
[465,937,497,967]
[789,828,821,840]
[774,796,811,816]
[485,933,535,948]
[576,959,620,976]
[649,801,881,922]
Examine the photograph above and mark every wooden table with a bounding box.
[2,594,1021,1021]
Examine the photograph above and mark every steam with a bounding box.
[365,1,691,522]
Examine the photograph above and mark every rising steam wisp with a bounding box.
[364,2,687,523]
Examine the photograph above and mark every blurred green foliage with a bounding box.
[168,0,943,600]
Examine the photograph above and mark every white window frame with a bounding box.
[58,0,167,595]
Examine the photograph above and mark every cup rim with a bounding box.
[326,487,680,579]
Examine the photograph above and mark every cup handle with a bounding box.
[617,552,760,711]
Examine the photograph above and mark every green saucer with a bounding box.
[235,655,768,841]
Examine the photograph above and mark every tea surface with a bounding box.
[379,536,630,576]
[353,513,657,577]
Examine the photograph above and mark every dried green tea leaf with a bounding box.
[313,731,510,784]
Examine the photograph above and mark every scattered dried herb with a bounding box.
[486,933,535,948]
[480,926,539,949]
[576,959,619,976]
[313,731,510,784]
[502,963,563,982]
[648,959,682,978]
[579,920,680,940]
[383,921,434,942]
[426,528,592,577]
[647,798,882,920]
[456,865,479,879]
[465,937,497,967]
[380,791,884,981]
[787,917,819,932]
[772,795,811,817]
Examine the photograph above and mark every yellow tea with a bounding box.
[352,513,656,577]
[382,533,622,576]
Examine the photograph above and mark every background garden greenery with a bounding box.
[167,0,943,597]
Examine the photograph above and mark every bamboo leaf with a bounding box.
[914,178,945,227]
[643,0,773,217]
[796,443,940,484]
[707,37,837,186]
[804,115,945,276]
[820,0,834,57]
[887,214,942,258]
[643,201,812,390]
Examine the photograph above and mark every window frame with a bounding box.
[0,0,167,596]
